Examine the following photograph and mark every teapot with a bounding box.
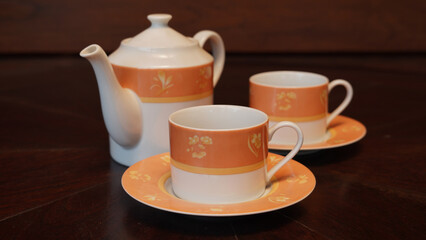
[80,14,225,166]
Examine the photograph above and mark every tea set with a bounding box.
[81,14,366,216]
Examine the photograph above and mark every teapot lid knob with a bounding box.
[147,14,172,28]
[122,13,194,49]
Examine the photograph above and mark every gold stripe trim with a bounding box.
[269,113,326,122]
[266,176,279,196]
[158,172,172,196]
[171,158,265,175]
[140,90,213,103]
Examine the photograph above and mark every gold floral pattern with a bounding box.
[142,195,161,201]
[209,208,223,212]
[268,194,290,203]
[150,71,174,95]
[276,91,297,111]
[160,155,171,166]
[248,133,262,157]
[200,136,213,145]
[129,171,151,182]
[285,174,308,184]
[186,135,213,159]
[320,89,328,105]
[192,151,207,159]
[342,125,362,133]
[331,139,345,144]
[197,66,212,89]
[268,155,283,166]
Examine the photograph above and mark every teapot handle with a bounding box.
[193,30,225,87]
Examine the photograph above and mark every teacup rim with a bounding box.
[249,71,329,88]
[169,105,268,132]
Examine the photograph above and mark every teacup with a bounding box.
[169,105,303,204]
[250,71,353,145]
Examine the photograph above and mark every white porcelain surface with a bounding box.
[80,47,142,147]
[110,96,212,166]
[270,118,327,145]
[251,71,328,87]
[171,165,266,204]
[109,14,225,84]
[170,105,268,130]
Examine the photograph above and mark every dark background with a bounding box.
[1,0,425,54]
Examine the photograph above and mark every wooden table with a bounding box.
[0,54,425,239]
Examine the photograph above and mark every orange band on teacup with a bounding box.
[171,158,265,175]
[250,82,328,122]
[268,113,326,122]
[112,62,213,103]
[169,121,268,175]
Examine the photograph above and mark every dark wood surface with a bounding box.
[1,0,426,54]
[0,53,425,239]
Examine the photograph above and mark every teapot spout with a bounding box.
[80,44,142,147]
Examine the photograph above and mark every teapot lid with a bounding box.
[124,14,195,49]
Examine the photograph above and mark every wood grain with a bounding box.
[0,0,425,54]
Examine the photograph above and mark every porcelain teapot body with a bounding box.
[80,14,225,166]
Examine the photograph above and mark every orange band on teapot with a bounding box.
[112,62,213,103]
[139,90,213,103]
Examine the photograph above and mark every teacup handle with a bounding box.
[327,80,353,125]
[193,30,225,87]
[266,121,304,181]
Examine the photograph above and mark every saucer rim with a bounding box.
[121,153,316,217]
[269,115,366,151]
[124,174,316,217]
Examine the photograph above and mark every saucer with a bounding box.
[122,152,316,217]
[269,115,366,151]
